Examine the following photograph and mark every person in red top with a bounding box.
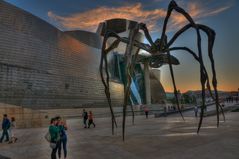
[143,106,149,119]
[88,111,96,128]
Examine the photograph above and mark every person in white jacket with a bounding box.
[8,117,17,144]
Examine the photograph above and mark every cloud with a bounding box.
[48,3,166,32]
[48,1,232,32]
[169,2,232,29]
[205,6,231,16]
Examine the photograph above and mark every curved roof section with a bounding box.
[0,1,62,43]
[97,18,138,36]
[0,1,101,49]
[64,30,102,49]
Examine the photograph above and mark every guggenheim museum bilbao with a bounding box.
[0,1,166,109]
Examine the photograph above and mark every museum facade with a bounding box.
[0,1,165,109]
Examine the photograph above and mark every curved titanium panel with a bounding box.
[0,1,124,108]
[64,30,102,49]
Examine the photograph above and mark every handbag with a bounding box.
[50,142,56,149]
[44,131,51,142]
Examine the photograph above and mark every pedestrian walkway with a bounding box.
[0,109,239,159]
[178,102,238,117]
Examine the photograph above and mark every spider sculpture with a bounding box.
[98,0,224,141]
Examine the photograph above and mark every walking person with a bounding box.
[8,117,17,144]
[49,118,60,159]
[143,106,149,119]
[163,106,167,117]
[57,117,68,159]
[82,109,88,128]
[0,114,10,143]
[194,106,198,117]
[88,111,95,128]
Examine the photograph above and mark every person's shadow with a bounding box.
[0,154,11,159]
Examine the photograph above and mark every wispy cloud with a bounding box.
[48,1,232,32]
[48,3,166,32]
[170,2,232,29]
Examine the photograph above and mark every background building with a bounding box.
[0,1,125,109]
[0,1,165,111]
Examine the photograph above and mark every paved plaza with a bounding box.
[0,105,239,159]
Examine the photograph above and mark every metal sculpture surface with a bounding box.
[99,0,224,140]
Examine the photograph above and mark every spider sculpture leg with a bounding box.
[164,36,185,120]
[159,0,221,132]
[128,47,142,127]
[128,47,141,126]
[160,1,206,133]
[122,25,140,141]
[139,23,185,120]
[167,24,225,122]
[166,23,224,123]
[139,23,156,48]
[167,45,224,120]
[100,28,141,137]
[100,31,122,135]
[166,45,225,123]
[198,24,222,125]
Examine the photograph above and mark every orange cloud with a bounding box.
[48,2,231,32]
[48,3,166,32]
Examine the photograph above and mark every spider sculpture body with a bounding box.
[98,0,224,140]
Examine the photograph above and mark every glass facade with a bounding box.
[109,53,146,105]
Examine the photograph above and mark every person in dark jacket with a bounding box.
[57,117,68,159]
[0,114,10,143]
[82,109,88,128]
[194,106,198,117]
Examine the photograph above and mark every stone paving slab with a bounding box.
[0,111,239,159]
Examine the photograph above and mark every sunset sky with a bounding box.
[5,0,239,92]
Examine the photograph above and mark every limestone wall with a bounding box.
[0,103,48,128]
